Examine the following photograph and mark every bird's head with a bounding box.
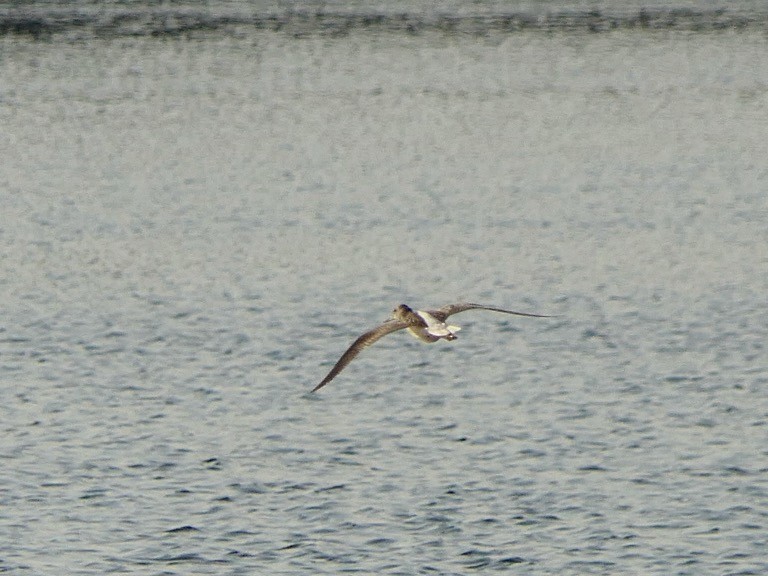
[392,304,413,320]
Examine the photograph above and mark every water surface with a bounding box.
[1,5,767,575]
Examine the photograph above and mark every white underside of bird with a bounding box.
[407,310,461,342]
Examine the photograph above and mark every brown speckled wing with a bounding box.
[427,302,551,322]
[312,320,408,392]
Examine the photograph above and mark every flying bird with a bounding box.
[312,302,550,392]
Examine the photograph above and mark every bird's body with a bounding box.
[398,305,461,343]
[311,302,549,392]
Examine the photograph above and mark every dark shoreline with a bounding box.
[2,6,768,39]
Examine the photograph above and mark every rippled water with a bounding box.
[2,4,768,574]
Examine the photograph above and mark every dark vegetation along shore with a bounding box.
[2,2,768,39]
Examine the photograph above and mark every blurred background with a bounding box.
[2,2,767,574]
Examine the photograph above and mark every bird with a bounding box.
[311,302,551,392]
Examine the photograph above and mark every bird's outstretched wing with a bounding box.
[428,302,551,322]
[312,320,408,392]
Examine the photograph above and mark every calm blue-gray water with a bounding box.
[1,2,767,574]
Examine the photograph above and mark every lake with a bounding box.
[1,2,767,574]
